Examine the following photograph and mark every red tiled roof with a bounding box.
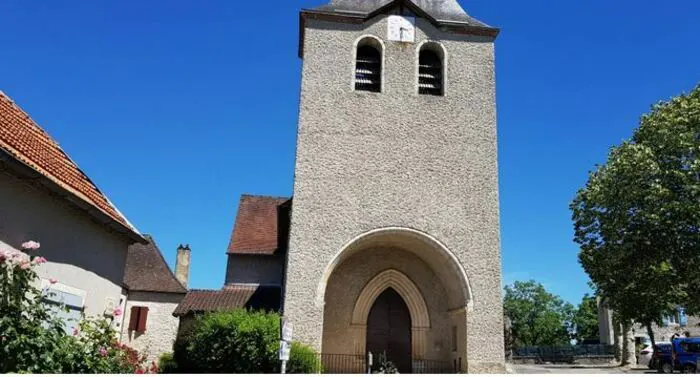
[123,235,187,294]
[0,91,137,234]
[172,285,281,317]
[227,195,291,255]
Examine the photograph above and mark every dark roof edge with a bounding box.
[127,289,188,295]
[227,250,284,256]
[240,193,291,200]
[0,150,146,244]
[299,8,499,58]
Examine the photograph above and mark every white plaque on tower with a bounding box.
[388,15,415,43]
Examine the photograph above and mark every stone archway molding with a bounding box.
[316,226,473,311]
[351,269,430,328]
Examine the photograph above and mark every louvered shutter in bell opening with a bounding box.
[355,45,381,92]
[419,50,443,96]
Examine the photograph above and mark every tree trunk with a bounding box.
[621,321,637,366]
[613,319,623,363]
[646,322,656,349]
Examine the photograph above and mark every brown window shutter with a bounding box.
[137,307,149,332]
[129,306,139,331]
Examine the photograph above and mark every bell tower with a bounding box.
[284,0,504,372]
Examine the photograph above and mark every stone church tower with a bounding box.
[284,0,504,373]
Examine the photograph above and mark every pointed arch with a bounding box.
[352,269,430,329]
[316,227,472,312]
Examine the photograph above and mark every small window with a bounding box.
[41,280,85,334]
[355,38,382,93]
[419,46,444,96]
[129,306,149,332]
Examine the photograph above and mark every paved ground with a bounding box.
[511,364,657,374]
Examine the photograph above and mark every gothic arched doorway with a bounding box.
[366,288,412,373]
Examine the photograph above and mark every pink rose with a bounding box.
[33,256,47,265]
[49,278,58,284]
[72,327,79,336]
[20,262,31,270]
[21,241,41,250]
[99,347,108,357]
[113,307,123,317]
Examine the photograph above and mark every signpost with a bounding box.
[280,317,293,374]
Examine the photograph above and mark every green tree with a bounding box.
[572,294,599,343]
[503,280,574,347]
[571,85,700,348]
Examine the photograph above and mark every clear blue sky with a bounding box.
[2,1,698,305]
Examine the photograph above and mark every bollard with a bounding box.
[367,351,373,374]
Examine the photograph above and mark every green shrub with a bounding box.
[287,341,323,374]
[173,309,322,373]
[174,309,279,373]
[157,352,177,374]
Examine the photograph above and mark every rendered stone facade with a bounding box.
[284,2,504,373]
[225,254,285,286]
[121,292,184,361]
[0,170,132,327]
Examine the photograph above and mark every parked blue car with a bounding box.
[657,337,700,374]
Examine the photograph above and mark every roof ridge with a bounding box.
[241,193,291,200]
[0,91,139,235]
[145,235,187,292]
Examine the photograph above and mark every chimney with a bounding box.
[175,244,191,288]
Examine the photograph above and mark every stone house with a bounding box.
[172,195,285,331]
[121,236,189,360]
[174,0,505,373]
[0,91,144,333]
[0,91,193,361]
[599,303,700,346]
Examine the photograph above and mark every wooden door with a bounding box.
[366,288,412,373]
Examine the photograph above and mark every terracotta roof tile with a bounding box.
[227,195,291,255]
[0,91,136,233]
[123,235,187,294]
[172,285,281,317]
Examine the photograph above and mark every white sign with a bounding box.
[279,341,291,361]
[388,15,416,43]
[281,318,293,342]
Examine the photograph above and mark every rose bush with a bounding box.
[0,242,156,373]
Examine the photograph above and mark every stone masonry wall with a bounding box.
[121,291,184,362]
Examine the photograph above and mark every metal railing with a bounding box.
[286,353,457,374]
[513,344,615,363]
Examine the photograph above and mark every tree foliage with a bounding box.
[503,280,574,347]
[571,85,700,345]
[572,294,599,343]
